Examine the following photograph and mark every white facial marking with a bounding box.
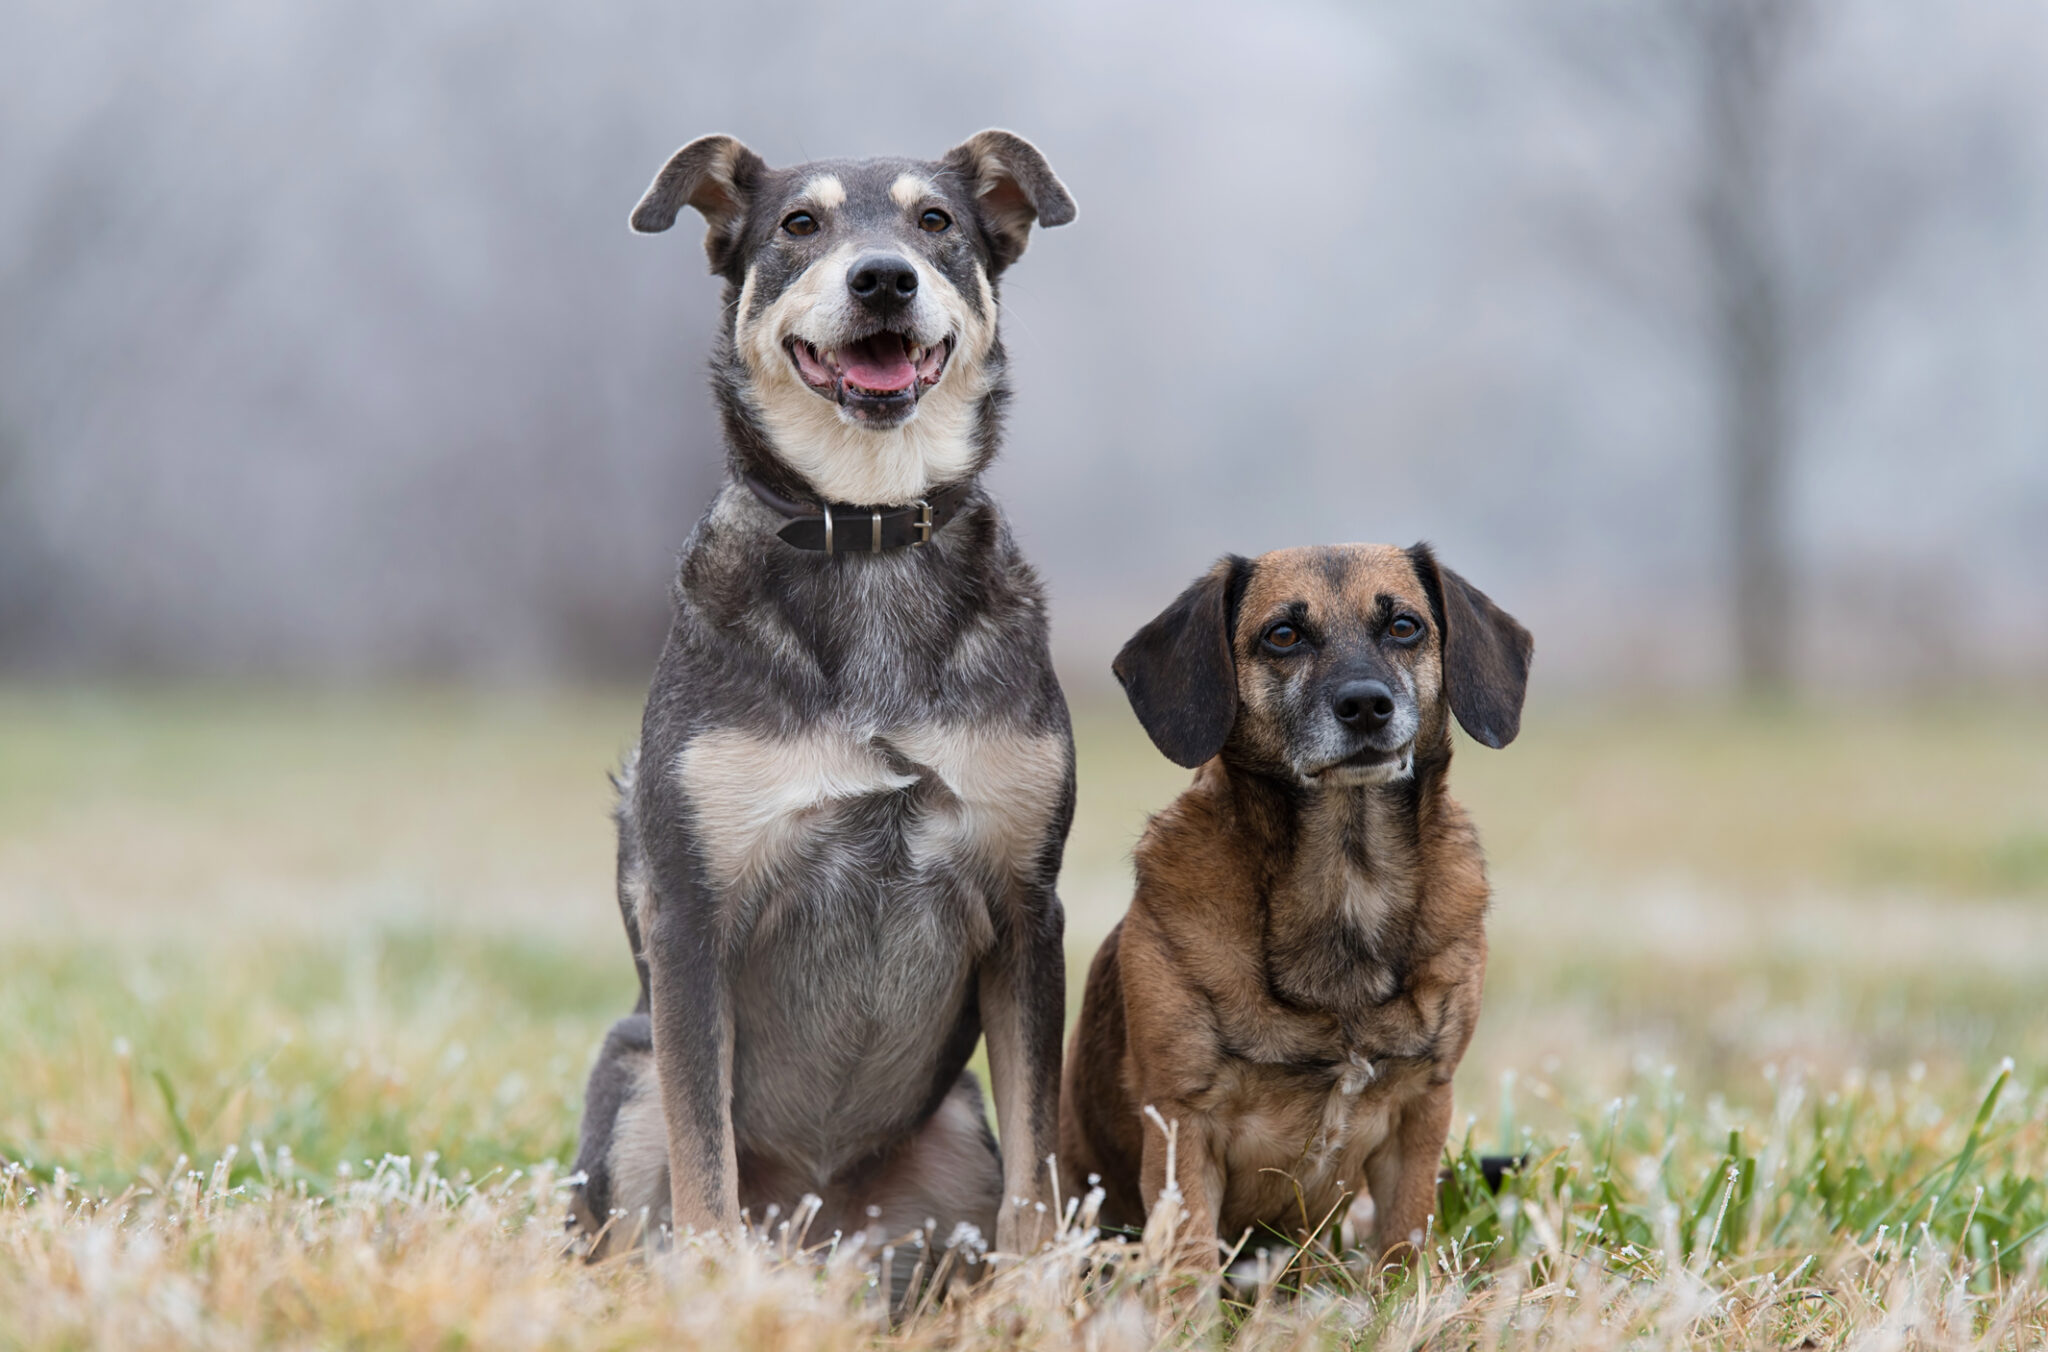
[806,174,846,210]
[890,172,933,210]
[730,238,997,503]
[734,263,760,338]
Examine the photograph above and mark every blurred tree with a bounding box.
[1694,0,1804,696]
[1536,0,1956,695]
[0,418,54,662]
[1,0,2038,684]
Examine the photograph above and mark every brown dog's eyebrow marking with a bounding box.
[1247,599,1313,637]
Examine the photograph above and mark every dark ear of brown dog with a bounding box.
[1407,543,1534,749]
[1112,555,1248,768]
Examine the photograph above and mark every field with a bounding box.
[4,685,2047,1349]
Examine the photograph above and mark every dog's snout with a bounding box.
[847,253,918,310]
[1333,680,1396,733]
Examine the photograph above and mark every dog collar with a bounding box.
[742,475,972,554]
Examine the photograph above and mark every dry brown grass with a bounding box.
[3,686,2046,1349]
[8,1140,2048,1351]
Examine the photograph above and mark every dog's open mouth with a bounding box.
[787,332,952,419]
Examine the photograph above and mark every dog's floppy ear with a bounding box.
[630,134,767,274]
[1113,556,1247,769]
[1408,544,1533,749]
[940,130,1077,272]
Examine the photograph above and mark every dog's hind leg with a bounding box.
[567,1013,671,1258]
[848,1071,1003,1308]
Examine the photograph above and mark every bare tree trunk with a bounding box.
[1696,0,1801,696]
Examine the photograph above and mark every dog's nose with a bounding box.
[1333,680,1396,733]
[847,253,919,310]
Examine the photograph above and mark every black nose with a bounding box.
[846,253,918,310]
[1333,679,1396,733]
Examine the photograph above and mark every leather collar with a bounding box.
[743,474,973,554]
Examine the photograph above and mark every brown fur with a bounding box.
[1059,543,1531,1269]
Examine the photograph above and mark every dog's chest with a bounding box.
[1210,1056,1430,1235]
[674,719,1067,920]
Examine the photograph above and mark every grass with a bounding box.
[2,684,2047,1348]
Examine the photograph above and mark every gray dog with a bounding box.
[566,131,1077,1282]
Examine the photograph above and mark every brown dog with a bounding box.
[1058,543,1531,1269]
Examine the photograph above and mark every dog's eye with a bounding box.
[783,212,819,237]
[919,209,951,233]
[1388,615,1422,641]
[1263,624,1303,652]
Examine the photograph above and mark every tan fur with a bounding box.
[891,725,1070,886]
[854,1081,1002,1249]
[657,994,740,1240]
[673,726,920,893]
[592,1051,998,1283]
[673,724,1063,912]
[890,172,934,210]
[607,1050,670,1249]
[983,959,1058,1254]
[806,173,847,210]
[729,238,998,505]
[1061,545,1496,1270]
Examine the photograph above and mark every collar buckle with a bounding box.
[911,499,934,547]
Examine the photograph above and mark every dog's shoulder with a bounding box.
[1130,769,1262,920]
[1411,783,1492,956]
[1120,770,1281,1026]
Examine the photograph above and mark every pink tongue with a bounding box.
[839,336,916,393]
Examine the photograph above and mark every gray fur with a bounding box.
[567,1013,657,1256]
[568,132,1075,1267]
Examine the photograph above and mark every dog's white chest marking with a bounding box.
[1339,867,1391,941]
[677,728,916,891]
[1336,1052,1379,1097]
[675,724,1065,894]
[891,723,1068,874]
[1309,1053,1381,1168]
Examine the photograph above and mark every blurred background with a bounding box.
[2,0,2045,1191]
[5,0,2046,689]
